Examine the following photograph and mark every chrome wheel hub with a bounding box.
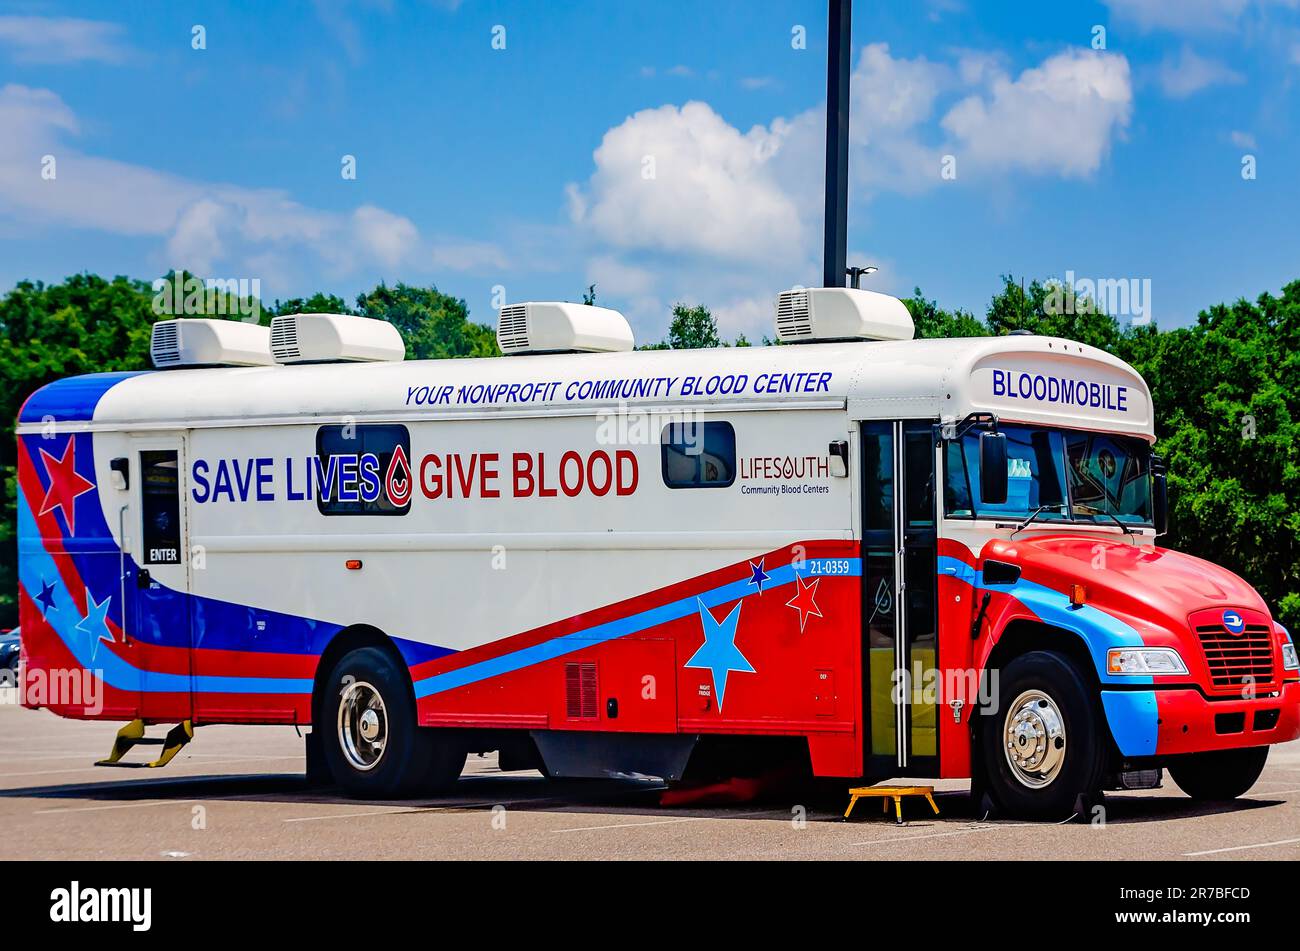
[338,681,388,771]
[1003,689,1067,788]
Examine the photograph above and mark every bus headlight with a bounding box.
[1283,642,1299,671]
[1107,647,1188,676]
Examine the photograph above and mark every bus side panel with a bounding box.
[407,540,864,776]
[16,432,143,720]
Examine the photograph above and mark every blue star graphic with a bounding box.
[75,591,114,662]
[685,599,754,711]
[35,578,58,615]
[747,558,770,594]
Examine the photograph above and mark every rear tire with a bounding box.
[1168,746,1268,801]
[320,646,465,798]
[978,651,1108,820]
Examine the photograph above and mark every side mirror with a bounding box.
[1152,458,1168,536]
[979,431,1008,505]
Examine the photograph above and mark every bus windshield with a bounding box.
[944,423,1153,526]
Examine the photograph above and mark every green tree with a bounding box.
[0,274,160,624]
[666,302,722,350]
[353,282,499,359]
[1133,285,1300,629]
[903,287,986,339]
[273,292,354,316]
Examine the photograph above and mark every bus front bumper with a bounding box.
[1101,681,1300,758]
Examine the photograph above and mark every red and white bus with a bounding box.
[16,288,1299,817]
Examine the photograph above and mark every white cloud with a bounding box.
[352,205,418,269]
[0,83,481,282]
[1156,47,1245,97]
[941,49,1132,178]
[1102,0,1297,32]
[429,238,508,273]
[565,44,1133,340]
[566,101,806,266]
[739,76,776,90]
[1229,130,1257,148]
[0,16,131,64]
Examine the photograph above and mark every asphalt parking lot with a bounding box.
[2,691,1298,861]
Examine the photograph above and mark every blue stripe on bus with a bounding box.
[19,371,146,424]
[1100,690,1159,756]
[937,554,1150,686]
[412,560,861,698]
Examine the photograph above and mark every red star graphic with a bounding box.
[38,439,96,536]
[785,575,823,633]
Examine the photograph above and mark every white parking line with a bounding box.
[552,809,777,833]
[853,823,1032,846]
[281,796,566,823]
[35,798,199,815]
[1,755,298,779]
[1184,836,1300,857]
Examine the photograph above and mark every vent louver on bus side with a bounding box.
[775,289,814,340]
[150,321,181,366]
[270,318,301,361]
[497,304,529,353]
[564,662,598,719]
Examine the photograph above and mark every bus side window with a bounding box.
[140,450,182,565]
[315,424,411,516]
[660,421,736,488]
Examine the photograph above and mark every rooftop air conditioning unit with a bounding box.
[496,302,634,355]
[774,287,914,343]
[149,318,276,368]
[269,313,405,364]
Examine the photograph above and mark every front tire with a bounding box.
[1168,746,1268,801]
[979,651,1108,820]
[320,646,465,798]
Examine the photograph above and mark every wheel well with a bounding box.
[983,619,1100,689]
[310,624,410,726]
[981,619,1122,763]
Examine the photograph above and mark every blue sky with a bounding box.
[2,0,1299,342]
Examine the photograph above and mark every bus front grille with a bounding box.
[1195,624,1274,690]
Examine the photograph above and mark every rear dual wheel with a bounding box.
[319,646,465,798]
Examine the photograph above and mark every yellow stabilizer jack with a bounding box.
[95,719,194,768]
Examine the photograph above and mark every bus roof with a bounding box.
[18,333,1154,439]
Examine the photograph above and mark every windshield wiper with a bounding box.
[1097,510,1135,536]
[1011,503,1064,538]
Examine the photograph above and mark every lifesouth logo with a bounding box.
[50,881,151,931]
[1223,610,1246,635]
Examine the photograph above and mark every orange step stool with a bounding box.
[843,785,939,824]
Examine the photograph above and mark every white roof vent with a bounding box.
[774,288,914,343]
[269,313,405,364]
[497,302,634,355]
[149,318,275,368]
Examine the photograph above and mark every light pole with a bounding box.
[822,0,852,289]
